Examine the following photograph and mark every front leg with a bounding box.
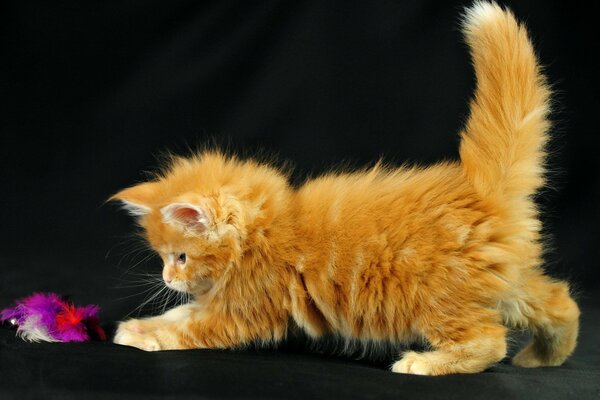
[114,304,287,351]
[114,303,198,351]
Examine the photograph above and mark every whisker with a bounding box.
[124,284,169,318]
[114,288,159,302]
[161,290,174,314]
[106,234,155,269]
[118,252,158,278]
[113,279,161,289]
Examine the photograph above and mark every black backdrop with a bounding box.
[1,1,599,398]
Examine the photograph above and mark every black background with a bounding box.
[1,1,599,398]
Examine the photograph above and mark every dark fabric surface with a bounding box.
[1,0,599,398]
[1,291,599,399]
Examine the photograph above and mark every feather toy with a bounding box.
[1,292,106,342]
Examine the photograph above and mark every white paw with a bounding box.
[391,351,433,375]
[114,321,161,351]
[119,319,146,333]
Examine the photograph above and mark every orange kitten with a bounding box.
[111,2,579,375]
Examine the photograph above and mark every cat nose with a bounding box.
[163,268,174,283]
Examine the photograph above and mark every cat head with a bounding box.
[111,152,291,296]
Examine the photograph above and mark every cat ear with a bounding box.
[160,203,210,234]
[109,182,159,217]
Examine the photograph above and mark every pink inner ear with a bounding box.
[162,203,208,233]
[173,207,201,224]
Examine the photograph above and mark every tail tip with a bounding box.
[462,1,506,34]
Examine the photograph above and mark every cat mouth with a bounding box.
[165,280,188,293]
[164,278,213,295]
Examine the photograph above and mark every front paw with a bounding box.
[392,351,433,375]
[117,319,151,334]
[114,321,161,351]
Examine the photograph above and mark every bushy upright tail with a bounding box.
[459,2,551,201]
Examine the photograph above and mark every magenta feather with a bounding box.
[1,292,106,342]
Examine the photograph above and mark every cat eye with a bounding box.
[177,253,186,264]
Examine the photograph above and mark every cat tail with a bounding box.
[459,2,551,201]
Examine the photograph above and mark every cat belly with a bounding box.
[294,229,518,343]
[297,255,423,342]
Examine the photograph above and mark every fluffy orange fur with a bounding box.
[111,2,579,375]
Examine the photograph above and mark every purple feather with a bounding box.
[1,292,106,343]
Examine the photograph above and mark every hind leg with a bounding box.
[511,277,580,367]
[392,309,507,375]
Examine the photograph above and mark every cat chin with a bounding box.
[165,277,213,294]
[165,280,188,293]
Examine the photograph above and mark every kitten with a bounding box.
[111,2,579,375]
